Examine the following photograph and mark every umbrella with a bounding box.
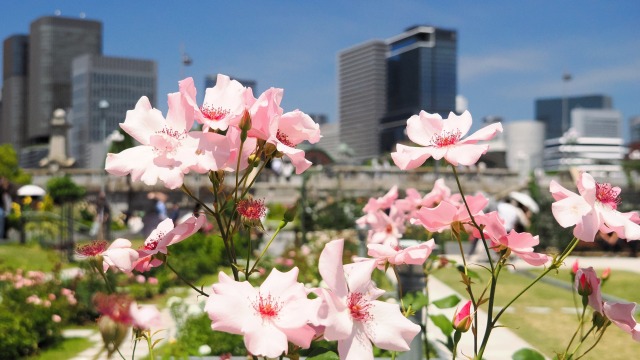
[508,191,539,213]
[17,184,46,197]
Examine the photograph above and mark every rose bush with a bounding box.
[77,74,640,360]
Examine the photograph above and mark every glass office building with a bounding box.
[27,16,103,145]
[380,26,457,153]
[70,54,157,168]
[0,35,29,149]
[534,95,612,140]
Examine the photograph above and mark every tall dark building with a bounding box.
[380,26,458,153]
[535,95,612,140]
[338,26,458,160]
[204,74,257,94]
[26,16,102,145]
[1,35,29,149]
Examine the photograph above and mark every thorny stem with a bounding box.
[165,261,209,297]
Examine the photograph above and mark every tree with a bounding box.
[0,144,31,184]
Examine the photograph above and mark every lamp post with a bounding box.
[98,99,110,191]
[561,72,572,135]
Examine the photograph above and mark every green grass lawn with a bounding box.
[433,266,640,359]
[0,243,68,272]
[29,336,93,360]
[528,268,640,302]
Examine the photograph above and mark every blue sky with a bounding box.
[2,1,639,138]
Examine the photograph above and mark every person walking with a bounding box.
[0,177,10,240]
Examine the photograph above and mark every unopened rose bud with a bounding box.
[601,268,611,281]
[452,300,472,333]
[577,273,593,296]
[264,143,278,156]
[97,316,129,357]
[283,204,297,223]
[239,109,252,132]
[570,259,579,282]
[438,256,449,269]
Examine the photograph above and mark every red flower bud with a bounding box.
[577,273,593,296]
[453,300,473,332]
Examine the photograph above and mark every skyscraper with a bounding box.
[26,16,102,145]
[204,75,257,94]
[70,54,157,168]
[0,35,29,149]
[380,26,457,153]
[338,40,387,161]
[338,26,458,161]
[535,95,612,140]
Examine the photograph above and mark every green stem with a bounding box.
[248,221,287,275]
[95,263,115,294]
[392,266,406,313]
[165,261,209,297]
[476,258,503,358]
[146,332,155,360]
[181,184,216,218]
[450,165,495,272]
[563,303,588,358]
[570,324,596,358]
[574,323,608,360]
[132,337,138,360]
[477,237,581,359]
[491,237,579,325]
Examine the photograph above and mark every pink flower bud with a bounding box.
[52,314,62,323]
[571,259,579,275]
[147,277,158,285]
[48,293,57,301]
[601,268,611,281]
[577,273,593,296]
[136,275,146,284]
[453,300,473,332]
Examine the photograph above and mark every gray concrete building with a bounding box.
[70,54,157,168]
[338,40,387,162]
[26,16,103,146]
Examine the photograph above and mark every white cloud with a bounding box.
[459,48,551,82]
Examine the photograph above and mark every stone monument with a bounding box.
[39,109,76,172]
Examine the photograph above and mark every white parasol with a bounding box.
[508,191,539,213]
[17,184,46,197]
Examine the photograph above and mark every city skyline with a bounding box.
[1,1,639,142]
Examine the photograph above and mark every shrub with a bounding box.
[162,313,245,358]
[0,309,38,358]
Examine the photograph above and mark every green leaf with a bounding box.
[512,348,546,360]
[432,294,461,309]
[402,291,429,311]
[307,349,340,360]
[457,265,482,280]
[430,314,453,337]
